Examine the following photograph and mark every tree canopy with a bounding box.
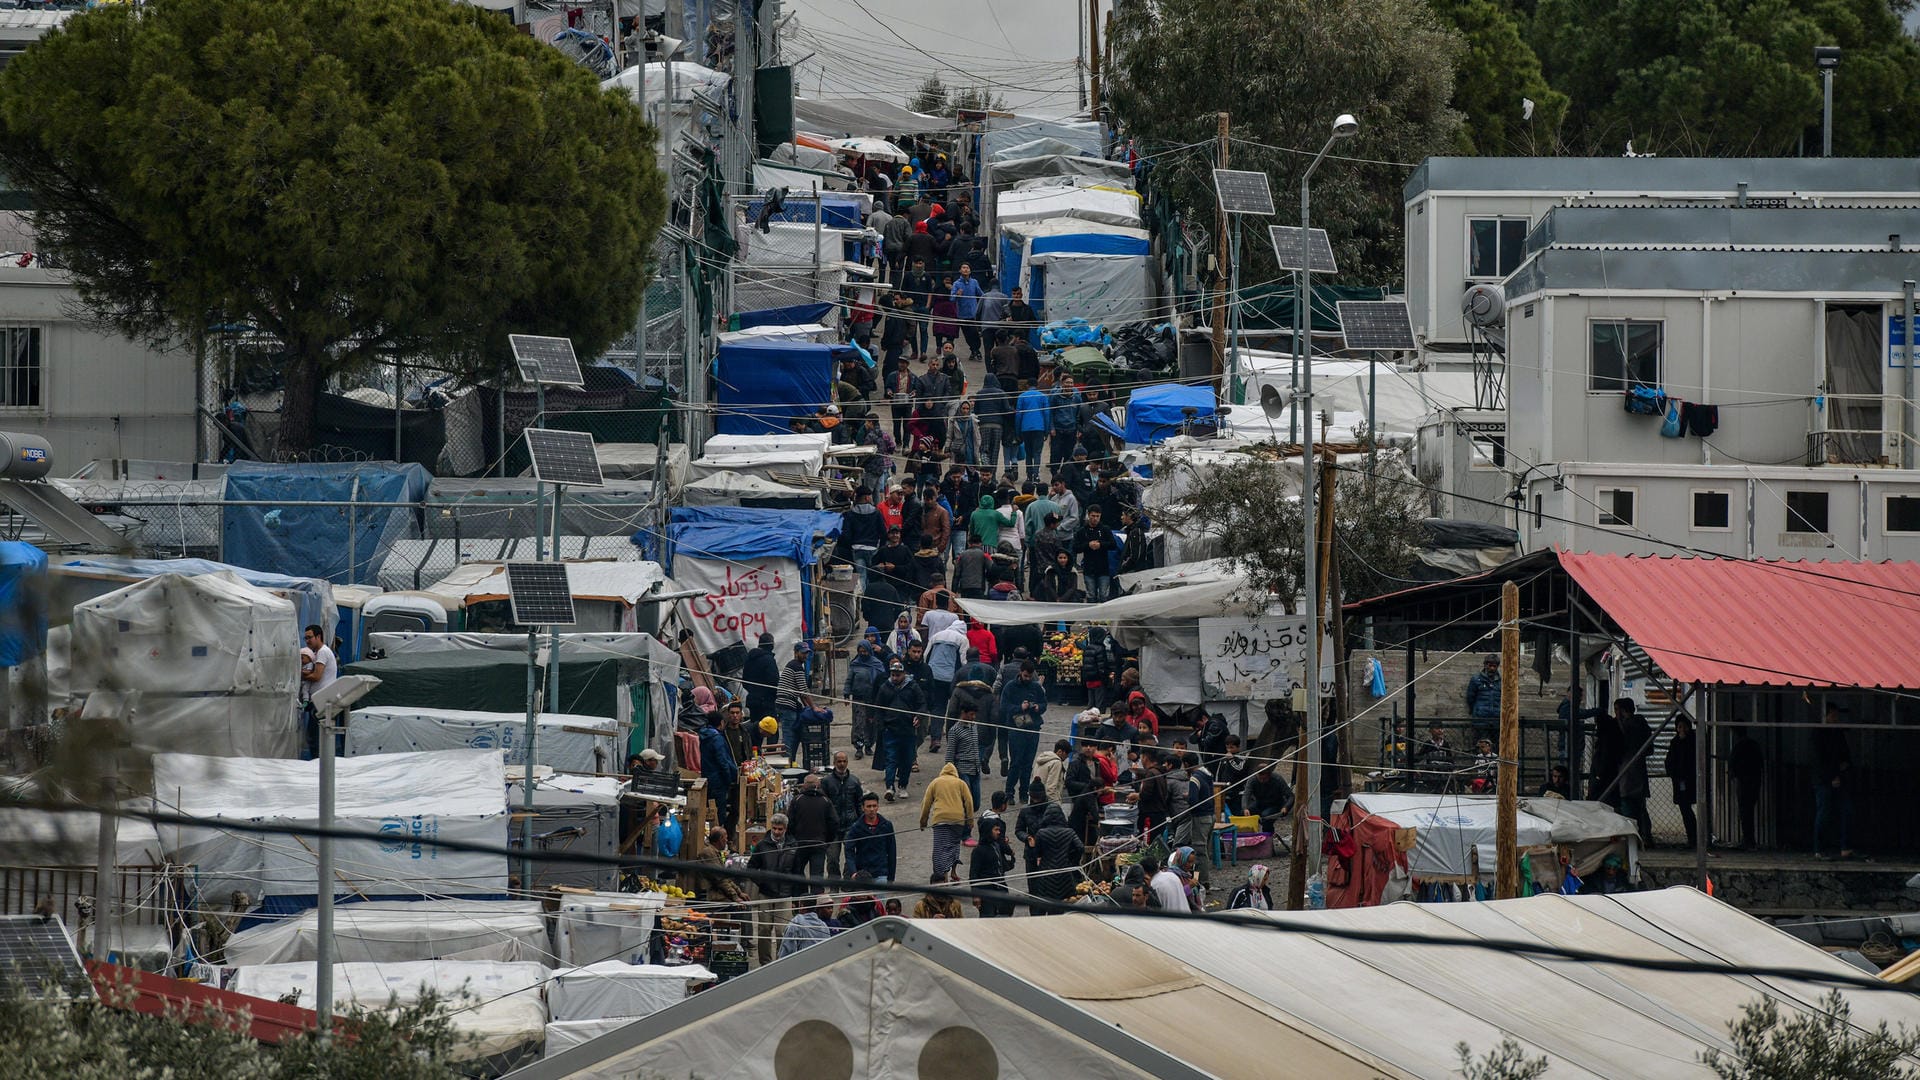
[1106,0,1465,284]
[1528,0,1920,156]
[0,0,665,454]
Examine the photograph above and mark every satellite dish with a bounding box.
[1462,283,1506,328]
[1260,382,1289,420]
[754,186,789,233]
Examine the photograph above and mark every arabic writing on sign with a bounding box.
[1197,615,1318,701]
[686,563,787,639]
[676,556,806,654]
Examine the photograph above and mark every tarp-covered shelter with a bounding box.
[1123,384,1215,445]
[345,706,621,775]
[218,900,547,967]
[343,650,627,718]
[982,152,1133,238]
[1330,792,1639,907]
[152,749,509,911]
[229,960,549,1059]
[980,116,1105,163]
[0,540,46,665]
[660,507,842,655]
[995,179,1141,232]
[513,890,1920,1080]
[679,472,823,509]
[1022,227,1158,326]
[222,461,431,584]
[54,556,337,641]
[68,572,301,759]
[790,97,955,137]
[712,341,837,436]
[996,218,1146,305]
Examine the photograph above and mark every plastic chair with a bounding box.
[1209,820,1238,867]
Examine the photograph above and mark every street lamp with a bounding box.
[1298,112,1356,885]
[310,674,380,1039]
[1814,46,1841,157]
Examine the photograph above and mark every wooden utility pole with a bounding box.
[1495,580,1522,899]
[1326,455,1348,801]
[1088,0,1103,117]
[1287,452,1340,909]
[1210,111,1230,392]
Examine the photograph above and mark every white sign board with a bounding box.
[675,556,805,655]
[1198,615,1332,701]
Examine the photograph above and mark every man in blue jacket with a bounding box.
[1015,383,1051,483]
[999,660,1051,802]
[842,792,897,883]
[698,713,738,830]
[1048,376,1084,476]
[950,262,985,359]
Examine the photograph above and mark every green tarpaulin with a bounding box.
[343,650,626,718]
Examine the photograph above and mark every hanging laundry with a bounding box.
[1624,385,1667,416]
[1682,402,1720,437]
[1660,400,1685,437]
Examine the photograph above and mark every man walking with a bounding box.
[944,701,984,823]
[785,773,838,888]
[951,262,984,359]
[1015,381,1050,482]
[742,632,779,741]
[919,762,976,883]
[746,814,800,966]
[1047,376,1084,476]
[1072,506,1115,603]
[874,660,923,800]
[775,642,813,757]
[820,751,866,877]
[1000,660,1050,802]
[843,792,896,883]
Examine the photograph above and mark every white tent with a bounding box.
[345,707,621,775]
[995,181,1142,231]
[508,892,1920,1080]
[553,891,667,966]
[702,432,834,457]
[229,959,549,1058]
[68,571,301,760]
[685,451,825,483]
[218,900,549,968]
[547,960,712,1022]
[679,472,823,508]
[151,749,509,903]
[1236,354,1481,443]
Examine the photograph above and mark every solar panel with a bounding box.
[1268,226,1338,273]
[508,334,585,388]
[505,562,577,627]
[1212,169,1275,216]
[1336,300,1418,351]
[525,429,605,488]
[0,916,93,999]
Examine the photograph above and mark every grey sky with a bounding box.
[784,0,1088,117]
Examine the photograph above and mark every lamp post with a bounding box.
[1299,112,1357,880]
[309,674,380,1039]
[1814,46,1840,157]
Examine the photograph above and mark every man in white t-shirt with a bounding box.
[301,623,338,701]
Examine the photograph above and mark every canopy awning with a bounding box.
[1557,552,1920,689]
[791,97,957,136]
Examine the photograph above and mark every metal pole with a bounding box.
[812,182,823,301]
[535,386,547,561]
[1367,358,1378,475]
[548,485,563,712]
[522,629,539,891]
[346,478,358,586]
[92,759,115,961]
[1227,216,1241,405]
[1821,68,1834,157]
[609,0,623,73]
[315,704,335,1038]
[1300,160,1322,872]
[394,357,403,462]
[635,43,650,385]
[1290,261,1304,444]
[1694,682,1709,888]
[1905,279,1916,470]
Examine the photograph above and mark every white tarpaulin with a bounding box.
[701,433,834,457]
[545,1018,640,1056]
[69,572,300,760]
[741,221,859,268]
[675,555,805,655]
[0,807,163,867]
[220,900,549,967]
[547,961,712,1022]
[1348,792,1555,879]
[679,473,822,508]
[554,892,668,966]
[346,707,620,774]
[1197,615,1334,701]
[229,960,549,1057]
[955,573,1257,627]
[1025,249,1158,325]
[1238,355,1480,442]
[685,452,825,483]
[151,749,509,902]
[996,182,1141,231]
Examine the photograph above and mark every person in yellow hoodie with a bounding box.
[919,761,975,883]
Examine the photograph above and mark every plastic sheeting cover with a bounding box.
[345,707,621,774]
[220,901,548,967]
[1123,384,1216,445]
[1347,792,1554,879]
[547,960,709,1022]
[711,341,836,437]
[553,893,667,966]
[0,540,45,665]
[70,572,301,760]
[229,960,549,1057]
[57,556,337,646]
[151,748,508,901]
[222,462,430,585]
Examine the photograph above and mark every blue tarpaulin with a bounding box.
[222,462,430,585]
[712,340,837,436]
[57,556,338,641]
[1124,383,1217,444]
[0,542,46,666]
[743,194,866,230]
[1029,233,1151,257]
[734,302,835,330]
[655,507,843,641]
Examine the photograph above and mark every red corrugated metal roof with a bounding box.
[87,960,333,1045]
[1557,552,1920,689]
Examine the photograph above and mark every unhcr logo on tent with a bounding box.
[378,817,410,854]
[377,815,438,860]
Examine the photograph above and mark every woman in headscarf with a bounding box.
[1028,804,1085,911]
[679,684,717,731]
[968,817,1018,918]
[886,611,921,660]
[1228,864,1273,910]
